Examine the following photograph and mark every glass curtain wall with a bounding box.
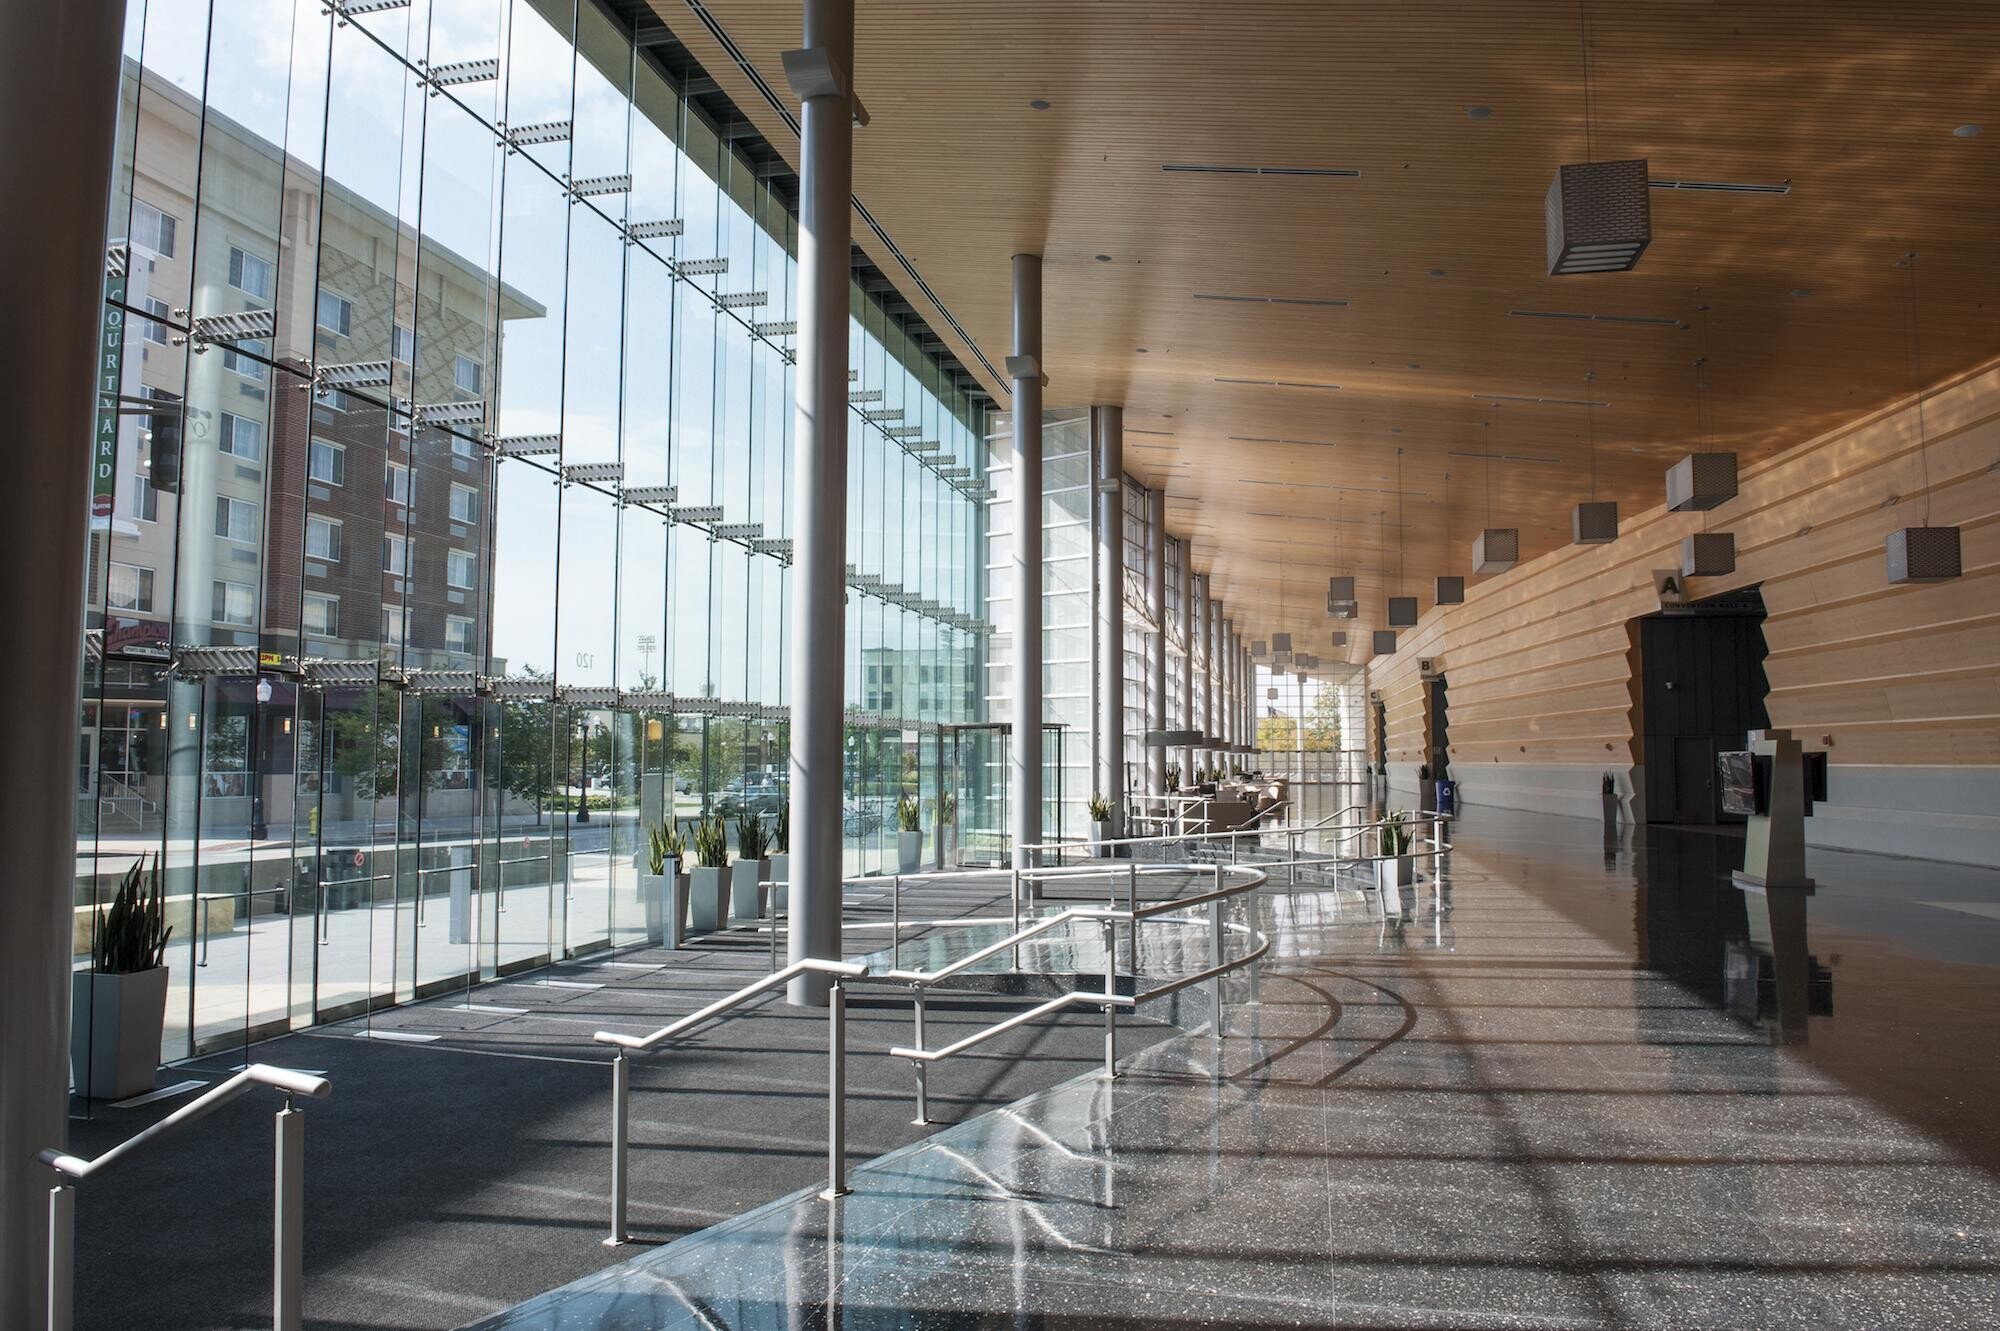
[1119,476,1151,801]
[73,0,987,1074]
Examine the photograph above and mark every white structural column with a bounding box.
[1225,626,1238,757]
[1008,253,1045,867]
[1218,616,1233,762]
[1179,549,1197,782]
[1146,489,1167,797]
[0,2,126,1318]
[1192,575,1210,772]
[1094,405,1124,828]
[783,0,856,1006]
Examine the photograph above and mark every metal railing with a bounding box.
[877,860,1274,1123]
[592,956,866,1245]
[39,1064,332,1331]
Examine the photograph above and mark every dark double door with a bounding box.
[1639,596,1770,826]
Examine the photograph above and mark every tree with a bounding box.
[1304,684,1343,751]
[1257,714,1298,751]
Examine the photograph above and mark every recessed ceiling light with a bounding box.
[1790,287,1812,298]
[1095,254,1112,262]
[1427,269,1446,278]
[1954,123,1982,137]
[1029,98,1051,111]
[1406,363,1421,370]
[1135,347,1149,353]
[1467,106,1492,120]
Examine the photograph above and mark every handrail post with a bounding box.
[1101,917,1118,1080]
[47,1184,73,1331]
[911,985,929,1124]
[1126,864,1139,972]
[1010,866,1022,969]
[1209,879,1227,1023]
[892,874,902,970]
[274,1098,305,1331]
[1288,830,1297,887]
[606,1052,630,1246]
[821,979,850,1199]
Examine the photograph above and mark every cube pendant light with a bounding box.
[1681,531,1736,577]
[1573,500,1619,544]
[1331,631,1348,647]
[1546,159,1652,275]
[1666,453,1737,512]
[1387,596,1418,627]
[1472,528,1519,574]
[1435,575,1465,605]
[1270,632,1292,654]
[1327,576,1354,608]
[1886,526,1962,583]
[1372,630,1399,655]
[1251,640,1267,657]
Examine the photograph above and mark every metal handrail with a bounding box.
[41,1064,332,1331]
[592,957,866,1244]
[884,862,1272,1123]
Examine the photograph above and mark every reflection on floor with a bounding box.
[473,805,2000,1330]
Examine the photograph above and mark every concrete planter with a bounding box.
[688,866,728,933]
[766,853,789,912]
[640,872,665,943]
[898,830,923,874]
[1602,790,1622,826]
[71,967,168,1101]
[729,859,768,923]
[1089,820,1109,859]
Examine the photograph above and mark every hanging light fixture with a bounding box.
[1678,323,1737,578]
[1886,252,1962,583]
[1472,420,1520,573]
[1387,449,1418,626]
[1547,1,1651,275]
[1328,491,1358,616]
[1573,369,1619,542]
[1436,466,1465,603]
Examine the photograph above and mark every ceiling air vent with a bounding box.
[1509,309,1681,328]
[1546,159,1652,275]
[1649,177,1791,195]
[1681,532,1736,577]
[1388,597,1418,627]
[1886,527,1961,584]
[1163,163,1359,177]
[1193,292,1349,308]
[1472,529,1519,574]
[1666,452,1737,511]
[1574,501,1619,544]
[1435,576,1465,605]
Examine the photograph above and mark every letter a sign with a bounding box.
[1652,569,1686,606]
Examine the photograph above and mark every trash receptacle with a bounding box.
[1435,779,1458,818]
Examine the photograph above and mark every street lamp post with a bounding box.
[575,715,592,825]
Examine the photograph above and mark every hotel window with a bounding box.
[316,290,352,337]
[305,515,342,563]
[445,615,476,655]
[217,411,264,463]
[453,355,482,395]
[389,395,411,436]
[212,579,255,627]
[382,532,409,576]
[385,461,410,506]
[449,483,478,524]
[213,495,257,543]
[130,473,158,522]
[107,562,154,614]
[392,324,417,365]
[219,339,267,382]
[381,604,405,646]
[131,201,177,258]
[303,593,339,638]
[141,297,171,345]
[451,432,478,460]
[227,246,273,301]
[308,438,345,486]
[447,548,475,590]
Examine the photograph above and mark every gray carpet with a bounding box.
[62,872,1182,1330]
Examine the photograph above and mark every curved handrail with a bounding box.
[889,989,1136,1062]
[39,1064,330,1181]
[593,956,866,1053]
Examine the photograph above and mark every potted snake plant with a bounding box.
[1087,793,1113,858]
[731,811,769,922]
[73,854,172,1100]
[1376,811,1417,898]
[896,795,923,873]
[767,804,791,912]
[688,813,730,933]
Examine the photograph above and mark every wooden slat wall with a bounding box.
[1370,355,2000,774]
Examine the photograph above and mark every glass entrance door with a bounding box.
[487,695,559,975]
[302,681,395,1025]
[560,704,613,957]
[408,693,483,998]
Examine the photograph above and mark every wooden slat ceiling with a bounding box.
[652,0,2000,662]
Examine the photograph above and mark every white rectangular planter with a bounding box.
[767,853,789,912]
[70,967,168,1101]
[1089,820,1109,859]
[640,872,665,944]
[898,831,922,874]
[688,866,728,933]
[729,859,767,922]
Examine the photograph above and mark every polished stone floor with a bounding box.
[470,804,2000,1329]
